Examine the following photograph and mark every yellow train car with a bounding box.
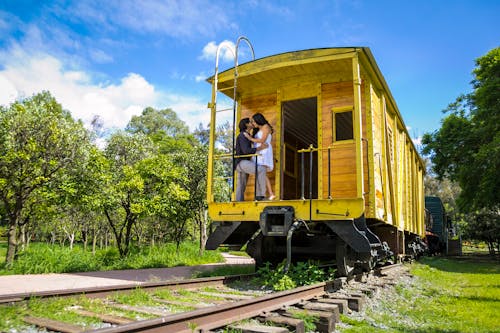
[205,39,426,275]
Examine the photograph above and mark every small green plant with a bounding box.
[256,261,333,291]
[288,309,319,332]
[187,321,198,332]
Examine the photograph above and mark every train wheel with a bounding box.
[336,239,356,277]
[360,257,376,272]
[248,234,278,267]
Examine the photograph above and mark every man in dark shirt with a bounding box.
[235,118,267,201]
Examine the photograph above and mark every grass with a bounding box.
[0,241,225,275]
[340,255,500,333]
[0,241,6,266]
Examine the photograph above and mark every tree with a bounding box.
[193,122,210,146]
[422,47,500,213]
[126,108,210,253]
[126,107,197,153]
[102,131,189,257]
[102,131,155,257]
[171,146,209,255]
[0,92,91,265]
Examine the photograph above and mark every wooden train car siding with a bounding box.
[207,47,425,240]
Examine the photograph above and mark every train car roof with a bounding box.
[207,47,424,167]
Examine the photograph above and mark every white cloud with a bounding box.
[195,72,208,82]
[200,40,236,63]
[165,94,210,128]
[0,75,18,106]
[89,49,113,64]
[67,0,236,38]
[0,48,206,131]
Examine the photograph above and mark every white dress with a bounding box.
[254,130,273,172]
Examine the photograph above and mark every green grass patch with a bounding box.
[0,241,225,275]
[288,309,320,332]
[339,255,500,333]
[0,241,6,266]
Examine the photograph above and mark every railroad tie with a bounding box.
[23,316,85,333]
[257,313,305,333]
[315,297,349,314]
[71,308,133,325]
[324,293,365,312]
[282,307,336,333]
[106,303,171,316]
[299,301,340,322]
[229,323,289,333]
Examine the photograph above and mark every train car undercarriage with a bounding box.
[205,206,420,276]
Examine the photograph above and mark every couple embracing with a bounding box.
[234,113,275,201]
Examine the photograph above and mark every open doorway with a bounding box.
[281,97,318,200]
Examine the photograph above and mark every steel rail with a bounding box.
[0,274,256,304]
[87,281,331,333]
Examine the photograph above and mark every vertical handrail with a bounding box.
[327,148,332,199]
[309,145,314,222]
[208,42,235,203]
[231,37,255,199]
[362,138,370,195]
[300,152,305,200]
[254,157,258,200]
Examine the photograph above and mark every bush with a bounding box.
[256,261,335,291]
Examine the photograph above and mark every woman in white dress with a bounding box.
[245,113,275,200]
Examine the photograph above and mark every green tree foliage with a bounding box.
[0,92,91,265]
[422,47,499,251]
[126,106,196,153]
[424,158,463,231]
[193,122,209,146]
[422,47,500,213]
[463,211,500,254]
[170,146,209,254]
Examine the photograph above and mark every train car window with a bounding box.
[332,107,354,141]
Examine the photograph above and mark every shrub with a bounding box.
[256,261,335,291]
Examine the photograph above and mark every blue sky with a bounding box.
[0,0,498,144]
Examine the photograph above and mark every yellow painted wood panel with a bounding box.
[320,81,358,199]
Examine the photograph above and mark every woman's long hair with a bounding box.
[252,113,273,135]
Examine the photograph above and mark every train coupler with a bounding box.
[259,206,295,237]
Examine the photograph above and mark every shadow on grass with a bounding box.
[453,294,500,303]
[418,255,500,274]
[393,329,463,333]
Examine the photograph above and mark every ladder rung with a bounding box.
[217,86,235,92]
[216,107,234,113]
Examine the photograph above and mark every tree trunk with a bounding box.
[92,231,97,255]
[6,222,18,265]
[198,210,208,256]
[69,233,75,250]
[20,224,26,251]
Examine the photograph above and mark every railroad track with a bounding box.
[3,264,406,333]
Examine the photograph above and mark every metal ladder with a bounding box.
[207,37,255,202]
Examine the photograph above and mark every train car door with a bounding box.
[281,97,318,200]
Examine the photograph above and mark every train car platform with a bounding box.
[0,253,254,297]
